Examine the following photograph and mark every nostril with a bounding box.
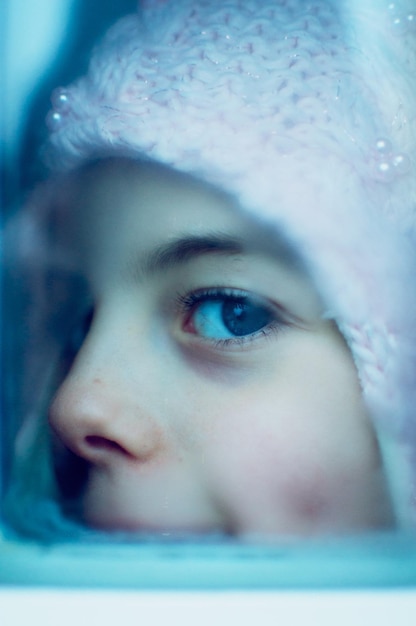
[85,435,132,457]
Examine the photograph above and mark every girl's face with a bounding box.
[49,158,392,537]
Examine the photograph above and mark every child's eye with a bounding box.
[178,289,284,343]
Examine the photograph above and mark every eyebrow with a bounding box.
[139,234,245,276]
[127,230,304,281]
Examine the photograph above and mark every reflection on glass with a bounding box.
[4,0,416,542]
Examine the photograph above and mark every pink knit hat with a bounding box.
[43,0,416,528]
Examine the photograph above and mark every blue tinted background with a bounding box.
[1,0,416,598]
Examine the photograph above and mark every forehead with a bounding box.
[73,158,242,232]
[65,158,304,270]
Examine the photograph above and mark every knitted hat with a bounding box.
[43,0,416,528]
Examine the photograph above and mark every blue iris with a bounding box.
[192,297,274,339]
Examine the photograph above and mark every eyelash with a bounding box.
[175,287,288,348]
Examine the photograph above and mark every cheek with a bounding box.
[198,400,330,532]
[196,389,384,534]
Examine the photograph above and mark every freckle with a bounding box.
[93,378,102,385]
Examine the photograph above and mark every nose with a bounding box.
[49,337,167,467]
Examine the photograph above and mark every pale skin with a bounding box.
[48,158,393,537]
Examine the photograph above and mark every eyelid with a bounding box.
[175,286,294,350]
[204,322,285,351]
[177,287,294,321]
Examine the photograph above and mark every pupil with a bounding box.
[222,300,271,336]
